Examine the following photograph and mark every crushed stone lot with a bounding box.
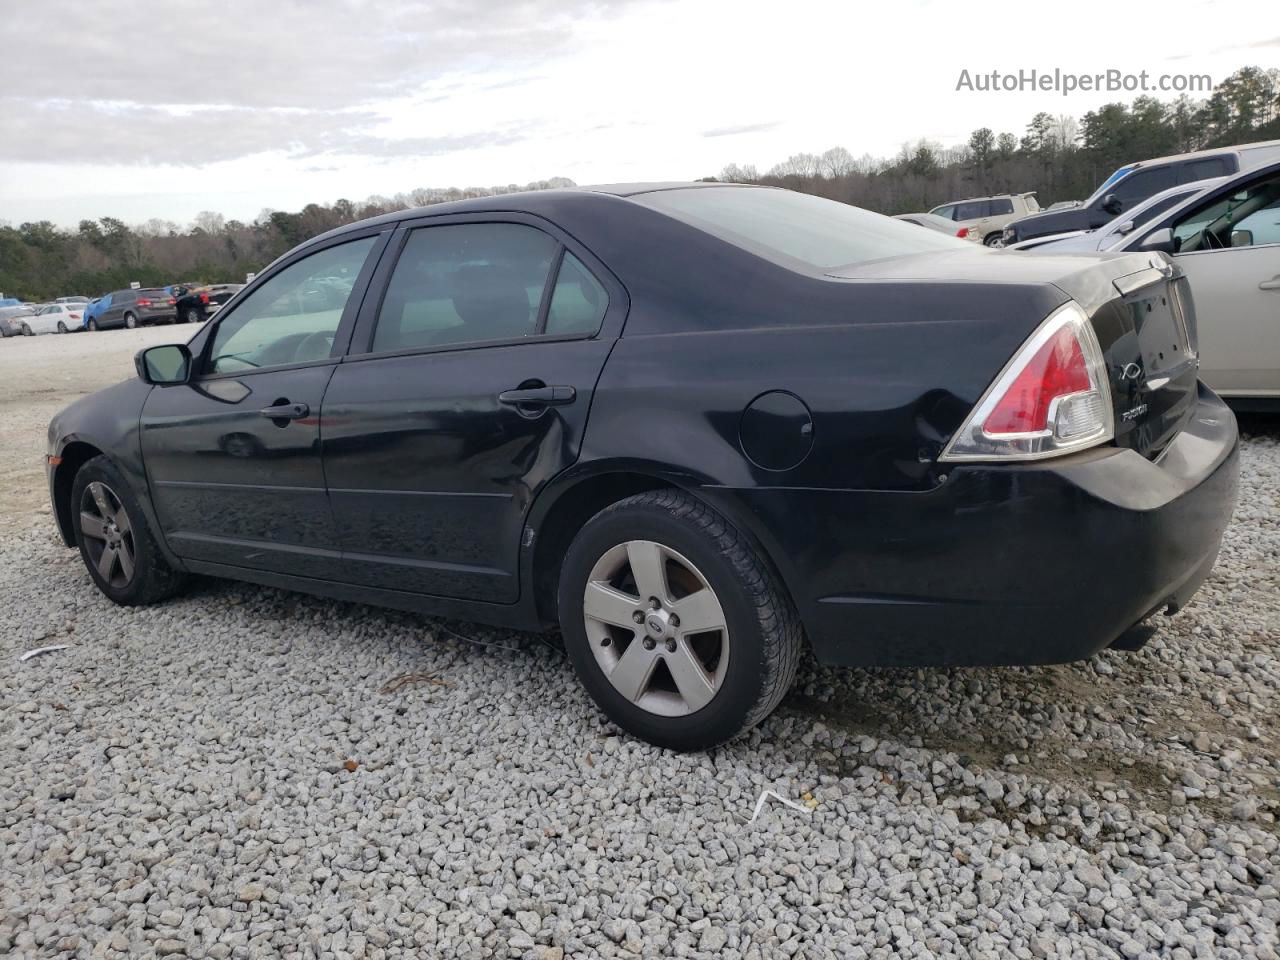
[1,329,1278,959]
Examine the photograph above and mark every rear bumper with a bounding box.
[714,385,1239,667]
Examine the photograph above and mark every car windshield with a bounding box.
[1084,165,1137,207]
[633,186,968,271]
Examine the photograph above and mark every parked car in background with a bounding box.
[56,296,90,304]
[1008,178,1226,253]
[0,305,36,337]
[1057,158,1280,407]
[0,297,23,308]
[893,212,984,242]
[1003,139,1280,245]
[83,296,110,331]
[91,288,177,329]
[17,303,82,335]
[46,183,1237,750]
[172,283,245,324]
[928,193,1039,246]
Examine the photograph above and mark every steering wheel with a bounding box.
[296,331,334,362]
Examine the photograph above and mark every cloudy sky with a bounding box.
[0,0,1275,227]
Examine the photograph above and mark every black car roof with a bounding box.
[299,182,754,250]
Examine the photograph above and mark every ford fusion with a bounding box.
[46,184,1239,751]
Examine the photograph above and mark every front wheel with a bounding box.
[21,324,33,336]
[71,456,186,606]
[124,312,138,329]
[558,490,802,751]
[87,319,98,331]
[184,307,202,324]
[984,232,1005,248]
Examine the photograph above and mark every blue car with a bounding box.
[82,295,111,331]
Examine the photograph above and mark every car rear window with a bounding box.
[633,186,966,271]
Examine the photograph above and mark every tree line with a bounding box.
[2,66,1276,301]
[714,66,1278,214]
[0,179,575,302]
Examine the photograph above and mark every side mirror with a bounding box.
[1115,220,1136,236]
[136,344,192,385]
[1101,194,1123,216]
[1231,229,1253,247]
[1138,227,1177,254]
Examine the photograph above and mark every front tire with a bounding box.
[87,319,98,331]
[983,232,1005,248]
[21,324,33,336]
[558,489,802,751]
[71,456,186,606]
[124,312,138,329]
[184,307,202,324]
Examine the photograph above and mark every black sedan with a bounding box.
[45,183,1238,750]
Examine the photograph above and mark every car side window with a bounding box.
[206,236,376,375]
[954,201,987,220]
[1172,171,1280,252]
[988,198,1014,216]
[545,253,608,336]
[1112,167,1176,206]
[372,223,558,353]
[932,205,955,220]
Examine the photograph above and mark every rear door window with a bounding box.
[1112,167,1177,206]
[545,253,608,336]
[954,201,988,220]
[1178,157,1234,183]
[372,224,558,353]
[988,198,1014,215]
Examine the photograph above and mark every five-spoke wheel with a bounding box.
[79,481,136,588]
[583,540,729,717]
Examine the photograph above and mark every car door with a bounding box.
[321,215,626,603]
[139,230,389,579]
[1152,165,1280,397]
[102,291,130,328]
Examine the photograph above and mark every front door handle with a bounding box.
[259,401,310,420]
[1259,276,1280,291]
[497,385,576,406]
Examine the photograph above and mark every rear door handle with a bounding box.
[1259,276,1280,291]
[259,401,310,420]
[497,385,576,406]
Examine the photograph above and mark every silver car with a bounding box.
[1009,179,1227,253]
[1066,160,1280,405]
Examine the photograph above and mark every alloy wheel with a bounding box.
[79,481,136,588]
[583,540,729,717]
[125,313,137,329]
[57,322,67,333]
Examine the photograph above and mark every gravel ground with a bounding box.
[1,332,1278,959]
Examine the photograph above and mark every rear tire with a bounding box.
[21,324,32,336]
[558,489,802,751]
[87,319,98,331]
[71,456,186,606]
[184,307,201,324]
[983,232,1005,248]
[57,321,68,334]
[124,312,138,329]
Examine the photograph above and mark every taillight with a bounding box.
[200,293,209,304]
[940,301,1113,462]
[956,227,970,238]
[137,298,151,307]
[69,313,81,320]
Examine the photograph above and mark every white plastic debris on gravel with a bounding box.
[1,422,1277,960]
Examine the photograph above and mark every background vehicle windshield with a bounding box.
[1085,165,1137,206]
[635,187,968,271]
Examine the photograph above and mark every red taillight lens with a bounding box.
[137,299,151,307]
[69,313,81,320]
[940,302,1113,462]
[200,293,209,304]
[982,326,1090,435]
[168,298,176,305]
[956,227,970,238]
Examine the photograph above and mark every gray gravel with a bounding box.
[2,417,1278,959]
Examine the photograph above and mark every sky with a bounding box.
[0,0,1276,228]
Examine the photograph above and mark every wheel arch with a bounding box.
[53,440,107,546]
[526,464,807,644]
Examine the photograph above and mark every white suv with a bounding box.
[929,193,1040,247]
